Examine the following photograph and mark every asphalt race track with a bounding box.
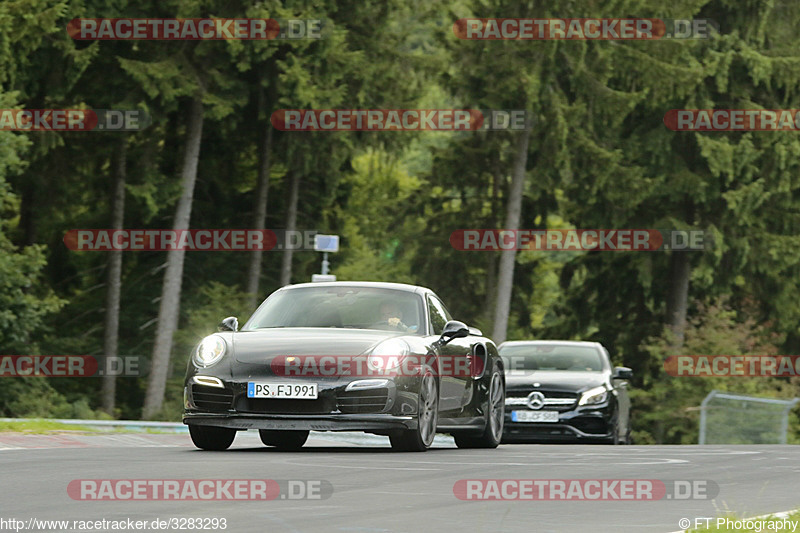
[1,431,798,533]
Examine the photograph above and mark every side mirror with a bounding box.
[218,316,239,332]
[613,366,633,380]
[435,320,470,348]
[468,326,483,337]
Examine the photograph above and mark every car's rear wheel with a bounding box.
[454,369,504,449]
[259,430,309,450]
[189,425,236,451]
[390,372,438,452]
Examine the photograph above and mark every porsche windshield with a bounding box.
[244,286,424,334]
[500,344,604,372]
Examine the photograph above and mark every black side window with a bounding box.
[427,295,451,335]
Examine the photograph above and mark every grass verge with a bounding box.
[0,419,98,433]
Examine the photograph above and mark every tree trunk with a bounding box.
[101,137,127,415]
[279,171,300,286]
[491,127,531,344]
[485,254,497,314]
[19,181,37,246]
[665,251,691,348]
[246,87,273,309]
[484,171,503,316]
[142,97,204,419]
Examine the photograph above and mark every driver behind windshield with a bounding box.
[377,302,411,332]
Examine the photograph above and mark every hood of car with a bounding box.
[231,328,402,364]
[505,370,607,393]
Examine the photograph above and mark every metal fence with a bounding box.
[698,390,799,444]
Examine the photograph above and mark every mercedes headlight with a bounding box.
[193,335,227,367]
[578,386,608,406]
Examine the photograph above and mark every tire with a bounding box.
[604,421,621,445]
[189,425,236,451]
[390,371,438,452]
[622,421,632,445]
[623,413,633,444]
[259,430,309,450]
[454,369,504,449]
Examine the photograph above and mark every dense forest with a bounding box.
[2,0,800,444]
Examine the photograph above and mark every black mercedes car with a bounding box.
[499,340,632,444]
[183,281,505,452]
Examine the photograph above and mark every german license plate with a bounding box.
[511,410,559,423]
[247,383,318,399]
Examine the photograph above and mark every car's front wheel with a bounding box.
[604,420,622,445]
[189,425,236,451]
[390,372,438,452]
[454,368,504,449]
[259,430,309,450]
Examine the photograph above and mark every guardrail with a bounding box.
[0,418,457,444]
[0,418,188,433]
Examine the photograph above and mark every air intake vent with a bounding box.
[191,385,233,411]
[337,389,389,414]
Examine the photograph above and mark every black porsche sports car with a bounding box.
[183,281,505,451]
[499,340,632,444]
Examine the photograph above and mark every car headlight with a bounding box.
[193,335,227,368]
[368,338,410,370]
[578,386,608,406]
[370,338,410,356]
